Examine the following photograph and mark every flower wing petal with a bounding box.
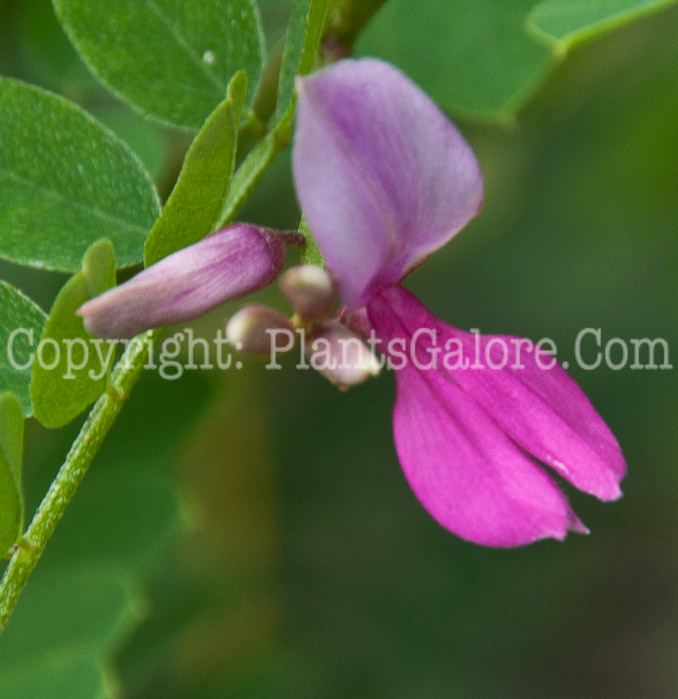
[390,356,587,547]
[444,330,625,500]
[374,286,626,503]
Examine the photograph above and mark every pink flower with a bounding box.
[293,58,625,547]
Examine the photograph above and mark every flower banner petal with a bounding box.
[293,58,483,308]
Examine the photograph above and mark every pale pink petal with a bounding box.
[78,225,287,338]
[293,58,483,309]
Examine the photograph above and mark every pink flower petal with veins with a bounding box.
[367,286,625,547]
[293,58,483,309]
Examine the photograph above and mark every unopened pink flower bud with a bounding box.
[78,224,290,339]
[279,264,336,323]
[305,321,381,389]
[226,305,294,355]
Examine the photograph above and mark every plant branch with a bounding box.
[0,330,160,631]
[0,0,385,633]
[322,0,387,59]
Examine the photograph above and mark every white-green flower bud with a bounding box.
[305,321,381,389]
[226,305,294,355]
[280,264,336,323]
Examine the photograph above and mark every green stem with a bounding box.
[299,216,325,266]
[323,0,387,58]
[0,329,160,631]
[215,111,293,228]
[0,0,385,634]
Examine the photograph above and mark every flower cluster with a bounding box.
[79,58,625,547]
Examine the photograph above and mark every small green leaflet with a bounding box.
[0,77,159,272]
[0,393,24,555]
[30,240,117,429]
[144,72,247,266]
[357,0,677,120]
[0,282,47,418]
[0,657,111,699]
[52,0,265,129]
[94,104,169,183]
[528,0,678,51]
[15,0,98,95]
[0,567,142,699]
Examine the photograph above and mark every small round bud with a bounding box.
[280,264,336,323]
[226,305,294,355]
[305,321,381,389]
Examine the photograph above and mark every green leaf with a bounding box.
[52,0,265,129]
[0,657,110,699]
[144,72,247,266]
[93,104,169,183]
[30,240,117,429]
[276,0,328,120]
[356,0,552,120]
[528,0,678,51]
[44,475,184,572]
[0,77,160,272]
[0,283,47,418]
[216,108,294,226]
[16,0,98,96]
[0,567,143,673]
[0,393,24,555]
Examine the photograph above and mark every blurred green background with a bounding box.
[1,0,677,697]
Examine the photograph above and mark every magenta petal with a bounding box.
[375,286,626,502]
[391,356,586,547]
[443,332,625,501]
[293,58,483,309]
[367,286,626,546]
[78,225,287,338]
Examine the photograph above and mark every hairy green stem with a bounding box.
[0,330,160,630]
